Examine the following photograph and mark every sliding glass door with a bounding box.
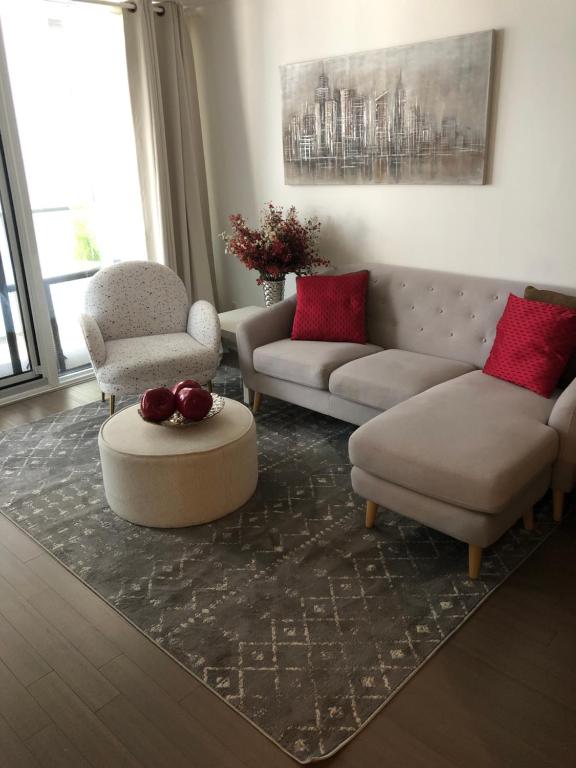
[0,0,146,394]
[0,137,41,388]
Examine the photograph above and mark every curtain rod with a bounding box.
[70,0,165,16]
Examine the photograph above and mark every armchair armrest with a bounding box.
[549,377,576,491]
[236,296,297,384]
[187,300,220,354]
[79,313,106,368]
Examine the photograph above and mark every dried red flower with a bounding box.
[220,203,328,283]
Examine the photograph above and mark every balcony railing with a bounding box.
[0,205,104,380]
[1,266,99,377]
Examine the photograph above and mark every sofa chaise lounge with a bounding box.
[237,264,576,578]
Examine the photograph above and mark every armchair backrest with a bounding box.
[85,261,189,341]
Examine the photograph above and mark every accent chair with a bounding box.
[79,261,220,414]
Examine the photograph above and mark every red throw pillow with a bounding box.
[483,293,576,397]
[291,271,370,343]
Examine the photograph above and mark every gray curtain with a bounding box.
[123,0,216,304]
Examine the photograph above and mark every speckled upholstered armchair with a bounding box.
[79,261,220,414]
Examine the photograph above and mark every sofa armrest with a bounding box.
[236,296,297,383]
[187,300,221,354]
[549,377,576,491]
[79,313,106,368]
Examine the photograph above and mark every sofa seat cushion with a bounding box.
[99,333,219,394]
[329,349,475,411]
[349,370,559,514]
[253,339,382,390]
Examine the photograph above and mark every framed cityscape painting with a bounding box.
[281,30,495,185]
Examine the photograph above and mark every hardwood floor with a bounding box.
[1,381,576,767]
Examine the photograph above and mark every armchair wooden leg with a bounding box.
[206,380,213,393]
[523,507,534,531]
[252,392,262,415]
[468,544,483,580]
[109,395,116,416]
[101,392,106,402]
[365,500,377,528]
[553,489,564,523]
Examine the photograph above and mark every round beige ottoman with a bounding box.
[98,398,258,527]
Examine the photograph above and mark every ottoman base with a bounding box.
[98,400,258,527]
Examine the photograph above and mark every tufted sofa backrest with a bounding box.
[85,261,189,341]
[330,263,576,369]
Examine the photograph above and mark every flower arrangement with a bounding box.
[220,203,328,284]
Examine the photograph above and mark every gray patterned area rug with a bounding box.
[0,363,558,763]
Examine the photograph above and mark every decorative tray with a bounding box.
[138,393,225,427]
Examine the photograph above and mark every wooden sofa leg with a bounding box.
[206,380,213,393]
[109,395,116,416]
[468,544,483,580]
[252,392,262,415]
[553,489,564,523]
[523,507,534,531]
[365,500,377,528]
[101,391,106,402]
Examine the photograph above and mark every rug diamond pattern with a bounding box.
[0,363,558,762]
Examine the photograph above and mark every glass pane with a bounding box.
[48,276,94,373]
[1,0,146,374]
[0,193,31,379]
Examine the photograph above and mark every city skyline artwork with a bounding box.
[281,31,495,185]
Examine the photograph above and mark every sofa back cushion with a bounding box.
[329,264,576,371]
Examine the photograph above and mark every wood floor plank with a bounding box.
[386,642,573,768]
[452,610,576,712]
[0,659,50,740]
[554,593,576,628]
[0,542,47,600]
[329,714,458,768]
[0,613,51,687]
[67,382,100,406]
[97,694,190,768]
[99,654,245,768]
[28,672,137,768]
[0,713,41,768]
[27,724,93,768]
[0,517,44,563]
[475,596,560,646]
[0,408,34,430]
[27,554,198,701]
[27,587,121,669]
[545,629,576,680]
[180,676,296,768]
[497,577,566,611]
[0,380,99,433]
[0,577,118,712]
[22,394,79,423]
[449,643,576,765]
[386,683,555,768]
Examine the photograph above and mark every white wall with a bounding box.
[188,0,576,310]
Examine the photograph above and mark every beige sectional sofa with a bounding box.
[237,264,576,578]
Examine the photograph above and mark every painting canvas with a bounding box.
[281,30,494,185]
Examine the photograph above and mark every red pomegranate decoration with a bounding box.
[176,387,213,421]
[140,387,177,422]
[171,379,202,395]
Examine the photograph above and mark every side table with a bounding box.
[219,306,266,403]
